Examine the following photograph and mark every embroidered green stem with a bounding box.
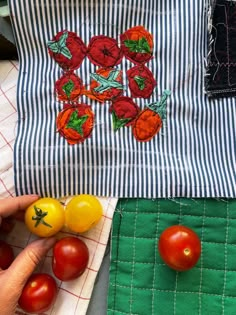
[62,80,75,97]
[47,32,72,59]
[66,110,88,136]
[124,37,151,54]
[147,90,171,119]
[32,206,52,228]
[112,111,131,131]
[90,70,123,93]
[134,75,146,90]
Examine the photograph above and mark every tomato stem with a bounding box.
[32,206,52,228]
[147,89,171,119]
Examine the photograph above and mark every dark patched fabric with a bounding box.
[206,0,236,97]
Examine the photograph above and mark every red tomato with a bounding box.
[0,240,14,269]
[52,237,89,281]
[158,225,201,271]
[18,273,58,313]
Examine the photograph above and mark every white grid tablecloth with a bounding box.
[0,60,117,315]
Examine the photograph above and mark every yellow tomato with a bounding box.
[65,194,103,233]
[25,198,65,237]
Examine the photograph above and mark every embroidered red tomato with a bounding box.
[132,90,170,142]
[55,72,84,102]
[48,31,87,70]
[87,35,123,68]
[110,96,140,131]
[86,68,124,102]
[127,65,156,98]
[120,26,153,64]
[158,225,201,271]
[56,103,94,144]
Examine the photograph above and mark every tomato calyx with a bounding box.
[183,248,191,256]
[124,37,151,54]
[66,111,88,136]
[32,205,52,228]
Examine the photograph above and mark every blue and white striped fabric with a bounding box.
[10,0,236,198]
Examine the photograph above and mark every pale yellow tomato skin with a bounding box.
[65,194,103,233]
[25,198,65,237]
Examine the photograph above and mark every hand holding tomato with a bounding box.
[0,195,56,315]
[158,225,201,271]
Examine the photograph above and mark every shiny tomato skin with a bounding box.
[52,237,89,281]
[158,225,201,271]
[18,273,58,314]
[0,240,14,269]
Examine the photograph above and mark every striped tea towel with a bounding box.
[9,0,236,199]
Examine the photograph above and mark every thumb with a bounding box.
[5,237,56,292]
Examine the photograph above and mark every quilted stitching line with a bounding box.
[221,201,230,314]
[112,210,234,220]
[129,199,139,315]
[107,308,139,315]
[151,200,160,315]
[113,235,236,247]
[112,260,236,273]
[110,283,236,299]
[108,198,236,314]
[173,200,183,315]
[224,2,236,87]
[198,199,206,315]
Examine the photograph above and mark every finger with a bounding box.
[0,195,39,218]
[5,237,56,291]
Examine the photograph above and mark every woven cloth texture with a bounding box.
[108,198,236,315]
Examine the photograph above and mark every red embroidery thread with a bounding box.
[110,96,140,131]
[48,31,87,70]
[56,104,94,144]
[120,26,153,65]
[127,65,156,98]
[132,90,171,142]
[87,35,123,68]
[55,72,84,102]
[48,27,170,144]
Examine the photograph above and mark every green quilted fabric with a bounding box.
[108,198,236,315]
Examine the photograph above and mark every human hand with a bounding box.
[0,195,56,315]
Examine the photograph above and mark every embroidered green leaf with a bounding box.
[112,111,131,131]
[90,70,123,94]
[58,32,68,47]
[66,111,88,136]
[47,42,59,53]
[60,47,72,59]
[62,80,75,97]
[134,75,146,90]
[32,206,52,228]
[147,90,171,119]
[47,32,72,59]
[124,37,151,54]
